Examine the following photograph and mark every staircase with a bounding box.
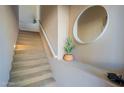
[8,31,56,87]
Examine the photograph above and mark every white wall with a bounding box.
[40,5,69,59]
[19,5,39,32]
[19,5,37,23]
[58,6,69,59]
[11,5,19,22]
[40,5,58,57]
[69,5,124,72]
[0,6,18,86]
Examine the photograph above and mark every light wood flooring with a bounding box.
[8,31,56,87]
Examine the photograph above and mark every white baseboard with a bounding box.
[39,24,57,58]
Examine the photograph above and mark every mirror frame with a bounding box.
[73,5,109,44]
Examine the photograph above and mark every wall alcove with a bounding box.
[73,6,108,44]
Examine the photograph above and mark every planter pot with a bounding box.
[63,54,73,62]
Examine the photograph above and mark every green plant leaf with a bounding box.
[64,37,75,54]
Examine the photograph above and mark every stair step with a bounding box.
[15,48,44,52]
[13,59,48,66]
[8,73,53,87]
[14,52,45,58]
[18,33,41,37]
[18,37,41,41]
[10,69,52,82]
[12,62,49,71]
[15,49,45,55]
[25,77,56,87]
[13,58,48,63]
[11,65,51,77]
[8,31,56,87]
[15,44,43,51]
[16,41,43,45]
[13,54,46,62]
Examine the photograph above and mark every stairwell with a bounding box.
[8,31,56,87]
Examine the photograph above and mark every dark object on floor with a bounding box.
[33,19,37,24]
[107,73,124,86]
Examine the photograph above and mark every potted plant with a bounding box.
[63,37,75,62]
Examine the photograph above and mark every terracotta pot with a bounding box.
[63,54,73,62]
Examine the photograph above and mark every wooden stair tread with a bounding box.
[8,30,56,87]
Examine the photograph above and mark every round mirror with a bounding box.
[73,6,108,44]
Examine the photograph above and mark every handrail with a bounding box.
[39,20,57,58]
